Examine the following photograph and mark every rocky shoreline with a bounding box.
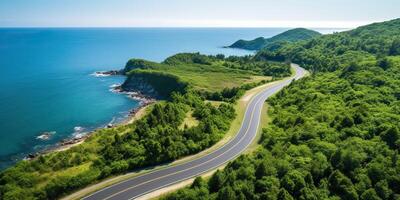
[91,70,122,77]
[24,70,156,160]
[110,84,156,102]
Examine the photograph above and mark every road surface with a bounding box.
[84,64,306,200]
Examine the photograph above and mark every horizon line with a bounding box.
[0,20,378,29]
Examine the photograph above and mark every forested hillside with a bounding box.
[162,19,400,200]
[229,28,321,50]
[256,19,400,72]
[0,52,291,199]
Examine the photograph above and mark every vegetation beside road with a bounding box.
[161,19,400,200]
[0,52,291,199]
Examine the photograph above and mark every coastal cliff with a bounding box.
[118,58,189,99]
[121,71,188,99]
[97,58,188,99]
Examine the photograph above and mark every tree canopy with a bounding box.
[162,19,400,200]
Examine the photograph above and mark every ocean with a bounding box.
[0,28,341,169]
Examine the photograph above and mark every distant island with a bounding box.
[228,28,321,50]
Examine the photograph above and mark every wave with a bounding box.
[90,71,111,77]
[109,83,121,88]
[72,126,87,139]
[36,131,56,140]
[73,126,84,132]
[90,70,120,77]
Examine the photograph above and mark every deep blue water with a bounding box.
[0,28,341,169]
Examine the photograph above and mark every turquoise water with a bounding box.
[0,28,340,169]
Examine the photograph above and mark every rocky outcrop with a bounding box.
[92,70,122,77]
[121,76,159,98]
[121,71,188,99]
[93,60,188,99]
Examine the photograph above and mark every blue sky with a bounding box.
[1,0,399,27]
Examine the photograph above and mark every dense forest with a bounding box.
[162,19,400,200]
[229,28,321,50]
[0,51,290,199]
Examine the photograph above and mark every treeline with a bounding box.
[223,55,291,77]
[163,53,217,65]
[162,19,400,200]
[199,79,274,103]
[160,52,291,78]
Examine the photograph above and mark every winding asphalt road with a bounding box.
[83,64,306,200]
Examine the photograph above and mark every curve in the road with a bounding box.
[83,64,306,200]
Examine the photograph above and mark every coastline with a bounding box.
[26,71,156,158]
[51,101,154,153]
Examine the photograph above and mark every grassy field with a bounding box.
[133,62,271,92]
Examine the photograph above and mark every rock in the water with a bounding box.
[92,70,121,77]
[36,131,56,140]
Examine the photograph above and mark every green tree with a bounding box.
[389,39,400,55]
[282,170,306,197]
[217,186,236,200]
[374,180,392,200]
[278,188,295,200]
[191,177,207,189]
[360,189,382,200]
[380,127,400,149]
[208,170,225,193]
[328,170,359,200]
[256,161,277,179]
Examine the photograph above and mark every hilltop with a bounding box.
[229,28,321,50]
